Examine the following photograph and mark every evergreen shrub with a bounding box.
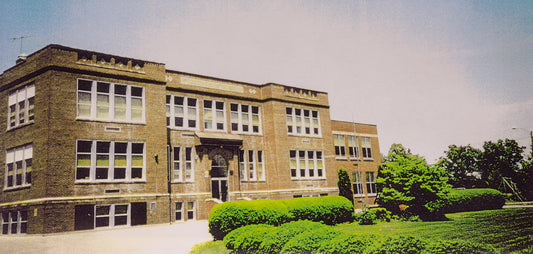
[223,224,276,251]
[260,220,326,253]
[442,188,505,213]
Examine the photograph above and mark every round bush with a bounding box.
[283,195,354,225]
[260,220,326,252]
[442,188,505,213]
[280,226,341,253]
[223,224,276,251]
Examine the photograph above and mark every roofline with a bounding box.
[331,119,377,127]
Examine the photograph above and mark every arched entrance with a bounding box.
[210,154,228,201]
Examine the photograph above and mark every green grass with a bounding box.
[192,208,533,253]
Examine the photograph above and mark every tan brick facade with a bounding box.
[0,45,381,234]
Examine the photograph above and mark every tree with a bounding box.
[517,156,533,200]
[337,168,354,204]
[480,139,524,189]
[438,145,482,188]
[377,144,451,220]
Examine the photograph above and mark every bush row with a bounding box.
[208,196,353,240]
[441,188,505,213]
[223,221,495,253]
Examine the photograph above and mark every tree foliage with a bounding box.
[437,145,482,188]
[480,139,524,189]
[337,168,354,205]
[377,144,451,220]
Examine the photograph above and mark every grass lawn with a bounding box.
[191,207,533,253]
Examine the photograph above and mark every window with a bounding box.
[204,100,225,131]
[348,136,360,159]
[238,150,265,181]
[366,172,377,195]
[1,210,27,235]
[8,83,35,129]
[362,137,373,159]
[166,95,198,129]
[175,202,184,221]
[352,171,364,196]
[230,103,261,134]
[173,146,194,182]
[286,107,320,136]
[77,79,144,122]
[5,144,32,189]
[334,134,346,158]
[76,140,145,182]
[187,201,196,220]
[95,204,130,228]
[289,150,324,179]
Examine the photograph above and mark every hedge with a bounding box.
[208,196,353,240]
[222,222,495,253]
[441,188,505,214]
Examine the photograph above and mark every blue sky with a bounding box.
[1,0,532,162]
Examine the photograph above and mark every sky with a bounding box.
[1,0,532,162]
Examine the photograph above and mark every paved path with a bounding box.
[0,220,212,254]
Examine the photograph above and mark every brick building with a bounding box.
[0,45,380,234]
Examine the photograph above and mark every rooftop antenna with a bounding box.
[11,35,31,55]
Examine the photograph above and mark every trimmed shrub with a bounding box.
[356,210,377,225]
[260,220,326,253]
[426,239,495,253]
[282,195,354,225]
[442,188,505,213]
[223,224,276,251]
[369,235,428,254]
[317,232,376,253]
[209,196,353,240]
[280,226,341,252]
[208,199,291,240]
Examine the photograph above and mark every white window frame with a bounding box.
[361,137,373,160]
[289,150,325,180]
[94,204,130,229]
[166,95,198,130]
[352,171,365,197]
[286,107,321,137]
[175,201,184,221]
[348,136,360,160]
[365,172,377,196]
[203,99,225,131]
[230,103,262,134]
[1,210,27,235]
[75,140,146,183]
[334,134,346,158]
[4,144,32,190]
[172,146,194,182]
[7,83,35,130]
[76,79,145,123]
[238,150,265,182]
[186,201,196,221]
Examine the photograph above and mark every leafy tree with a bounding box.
[337,168,354,204]
[377,144,451,220]
[517,156,533,200]
[438,145,482,188]
[480,139,524,189]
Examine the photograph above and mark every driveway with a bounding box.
[0,220,212,254]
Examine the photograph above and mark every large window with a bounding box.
[362,137,373,159]
[204,100,225,131]
[348,136,360,159]
[289,150,324,179]
[352,171,364,196]
[166,95,198,129]
[230,103,261,134]
[76,140,145,182]
[238,150,265,181]
[77,79,144,122]
[1,210,27,235]
[286,107,320,136]
[173,146,194,182]
[366,172,377,195]
[5,144,32,189]
[334,134,346,158]
[8,83,34,129]
[95,204,130,228]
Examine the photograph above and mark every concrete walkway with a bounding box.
[0,220,212,254]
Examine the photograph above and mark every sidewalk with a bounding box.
[0,220,212,254]
[503,201,533,209]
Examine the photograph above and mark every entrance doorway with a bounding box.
[210,154,228,201]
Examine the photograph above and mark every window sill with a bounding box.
[363,158,374,161]
[239,180,266,183]
[3,185,31,192]
[287,134,322,138]
[230,131,263,136]
[76,118,146,125]
[6,121,34,132]
[367,194,377,197]
[354,194,365,198]
[290,178,326,181]
[75,180,146,184]
[335,157,348,161]
[167,126,199,131]
[172,181,195,183]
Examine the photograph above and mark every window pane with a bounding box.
[132,143,144,154]
[115,142,127,153]
[76,168,90,180]
[131,168,143,179]
[115,205,128,214]
[114,168,126,179]
[96,168,109,179]
[77,141,92,152]
[114,154,127,167]
[96,206,110,216]
[132,156,143,167]
[131,87,143,97]
[96,217,109,227]
[78,80,92,91]
[77,154,91,167]
[115,85,127,95]
[97,142,110,153]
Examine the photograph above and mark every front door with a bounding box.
[210,154,228,201]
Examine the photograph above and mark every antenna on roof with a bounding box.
[11,35,31,63]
